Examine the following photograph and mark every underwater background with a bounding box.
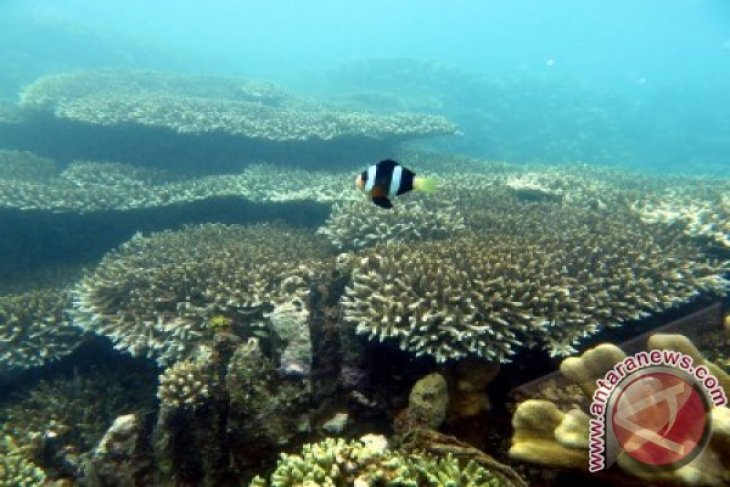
[0,1,729,486]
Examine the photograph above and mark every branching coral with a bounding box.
[0,285,84,371]
[633,188,730,250]
[0,157,354,213]
[0,436,46,487]
[317,196,466,250]
[157,353,213,411]
[20,69,456,142]
[72,223,329,365]
[343,205,728,361]
[250,435,505,487]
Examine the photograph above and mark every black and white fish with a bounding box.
[354,159,436,209]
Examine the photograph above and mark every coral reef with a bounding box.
[72,223,329,365]
[0,149,58,182]
[509,399,588,469]
[0,155,354,213]
[342,209,728,361]
[20,69,456,142]
[157,355,213,411]
[0,436,46,487]
[267,296,313,377]
[317,196,466,251]
[0,283,84,372]
[225,338,311,453]
[446,359,500,420]
[250,435,506,486]
[83,414,150,486]
[405,373,449,430]
[0,365,155,479]
[633,184,730,250]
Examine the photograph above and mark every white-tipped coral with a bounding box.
[0,155,356,213]
[633,185,730,250]
[0,285,84,372]
[343,205,728,362]
[72,223,329,365]
[157,358,212,411]
[317,197,466,251]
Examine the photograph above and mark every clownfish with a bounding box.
[355,159,436,209]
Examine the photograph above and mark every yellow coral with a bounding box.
[208,315,232,332]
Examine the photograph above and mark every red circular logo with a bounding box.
[611,371,709,467]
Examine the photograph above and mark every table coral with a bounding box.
[72,223,329,365]
[20,69,457,142]
[343,208,728,362]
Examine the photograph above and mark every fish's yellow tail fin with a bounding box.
[413,176,437,193]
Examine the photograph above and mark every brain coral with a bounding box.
[72,223,330,365]
[343,208,729,361]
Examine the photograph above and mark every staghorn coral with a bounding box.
[504,173,564,203]
[343,206,729,361]
[0,436,45,487]
[0,284,84,372]
[20,69,456,142]
[317,196,466,251]
[250,435,505,487]
[72,223,329,365]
